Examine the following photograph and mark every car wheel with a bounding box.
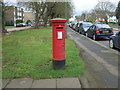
[79,31,81,34]
[86,33,88,37]
[93,34,97,40]
[84,32,86,36]
[109,39,115,49]
[77,29,79,32]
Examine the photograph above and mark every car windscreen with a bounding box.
[83,23,92,28]
[97,24,111,29]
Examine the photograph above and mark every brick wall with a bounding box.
[24,12,34,23]
[5,6,14,24]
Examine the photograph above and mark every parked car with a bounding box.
[26,22,32,26]
[86,24,114,40]
[78,22,93,35]
[16,23,26,27]
[109,31,120,49]
[71,21,77,30]
[95,21,101,24]
[68,22,72,27]
[75,21,83,32]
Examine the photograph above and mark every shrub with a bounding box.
[5,21,10,26]
[10,21,14,26]
[109,22,116,24]
[118,22,120,26]
[5,21,14,26]
[16,19,23,24]
[26,20,32,24]
[101,21,108,24]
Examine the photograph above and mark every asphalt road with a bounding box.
[97,30,119,50]
[67,27,119,88]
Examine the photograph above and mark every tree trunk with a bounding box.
[34,12,39,29]
[2,2,7,33]
[104,17,108,24]
[43,15,48,27]
[118,17,120,26]
[44,19,47,27]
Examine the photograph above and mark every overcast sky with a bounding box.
[4,0,120,16]
[72,0,120,16]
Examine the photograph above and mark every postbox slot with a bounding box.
[54,25,64,26]
[56,27,63,29]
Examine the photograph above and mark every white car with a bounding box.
[16,23,26,27]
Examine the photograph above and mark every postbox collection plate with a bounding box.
[58,31,62,39]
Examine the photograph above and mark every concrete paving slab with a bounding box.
[31,79,56,88]
[2,79,10,88]
[5,78,33,88]
[57,78,81,88]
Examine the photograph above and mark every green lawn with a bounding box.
[2,27,84,79]
[5,26,16,28]
[111,26,120,29]
[109,24,120,29]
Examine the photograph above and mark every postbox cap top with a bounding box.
[50,18,67,23]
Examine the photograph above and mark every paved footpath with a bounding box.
[67,27,119,88]
[6,26,31,32]
[2,78,81,89]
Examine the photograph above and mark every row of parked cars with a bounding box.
[16,23,32,27]
[68,21,120,50]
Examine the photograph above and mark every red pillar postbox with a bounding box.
[50,18,67,70]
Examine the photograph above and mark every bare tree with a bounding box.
[93,1,115,23]
[18,2,47,28]
[29,2,46,28]
[0,1,3,31]
[18,2,73,28]
[116,1,120,25]
[42,2,56,27]
[0,1,8,33]
[51,2,72,19]
[86,11,97,22]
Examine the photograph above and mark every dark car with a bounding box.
[78,22,93,35]
[109,31,120,49]
[86,24,114,40]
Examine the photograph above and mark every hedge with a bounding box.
[16,19,23,24]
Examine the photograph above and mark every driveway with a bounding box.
[67,27,119,88]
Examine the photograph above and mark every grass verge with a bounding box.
[2,27,84,79]
[5,26,16,28]
[109,24,120,29]
[111,26,120,29]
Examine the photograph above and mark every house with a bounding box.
[24,11,34,25]
[95,17,105,22]
[5,6,24,26]
[69,16,76,22]
[107,15,118,23]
